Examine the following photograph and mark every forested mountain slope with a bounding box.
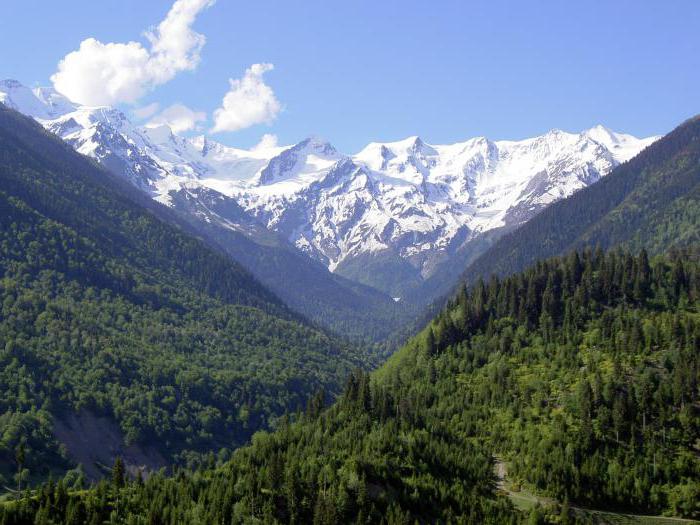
[0,80,408,345]
[462,115,700,285]
[1,80,658,320]
[0,106,366,484]
[6,248,697,523]
[174,207,411,345]
[396,249,699,516]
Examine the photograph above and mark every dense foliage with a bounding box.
[0,107,366,485]
[5,248,697,524]
[181,207,413,345]
[0,372,519,525]
[411,247,700,516]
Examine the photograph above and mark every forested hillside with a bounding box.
[0,106,367,485]
[462,115,700,285]
[405,248,699,516]
[168,190,410,345]
[5,248,697,523]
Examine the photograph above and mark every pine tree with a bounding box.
[15,443,25,500]
[112,457,125,489]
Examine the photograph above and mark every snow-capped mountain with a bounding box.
[0,79,659,298]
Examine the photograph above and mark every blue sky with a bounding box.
[1,0,698,151]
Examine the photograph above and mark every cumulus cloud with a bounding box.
[211,63,281,133]
[252,133,279,151]
[51,0,215,106]
[147,103,206,133]
[132,102,161,120]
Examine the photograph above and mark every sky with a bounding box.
[1,0,698,152]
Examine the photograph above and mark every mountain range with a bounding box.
[3,101,696,516]
[0,79,658,310]
[0,79,698,523]
[0,104,364,481]
[463,114,700,285]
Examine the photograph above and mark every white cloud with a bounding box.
[147,103,206,133]
[211,63,281,133]
[51,0,215,106]
[252,133,279,151]
[132,102,161,120]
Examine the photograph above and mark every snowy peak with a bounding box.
[581,124,657,163]
[0,79,54,119]
[584,124,619,145]
[32,86,77,117]
[257,136,342,186]
[2,78,661,295]
[383,135,434,156]
[356,135,434,163]
[0,79,77,119]
[297,135,339,156]
[354,136,441,184]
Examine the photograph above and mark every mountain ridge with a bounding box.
[459,113,700,287]
[0,79,659,305]
[0,103,367,480]
[0,80,408,343]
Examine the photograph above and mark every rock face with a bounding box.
[1,79,658,299]
[53,411,167,481]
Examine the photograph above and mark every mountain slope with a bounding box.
[167,190,408,344]
[6,249,698,523]
[230,130,656,300]
[0,80,657,310]
[0,80,406,343]
[461,115,700,285]
[5,109,695,521]
[0,105,365,482]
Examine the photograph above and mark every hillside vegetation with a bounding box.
[463,115,700,286]
[3,248,697,524]
[0,106,366,485]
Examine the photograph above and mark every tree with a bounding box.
[612,393,626,443]
[15,443,25,499]
[112,456,125,489]
[577,378,594,451]
[425,327,437,357]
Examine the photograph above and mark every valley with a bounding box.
[0,104,697,523]
[0,79,657,308]
[0,3,698,521]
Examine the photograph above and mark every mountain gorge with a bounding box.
[1,104,697,523]
[5,248,697,524]
[0,105,367,484]
[0,81,405,344]
[0,80,657,309]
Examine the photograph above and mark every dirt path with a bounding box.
[493,456,554,509]
[492,456,699,524]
